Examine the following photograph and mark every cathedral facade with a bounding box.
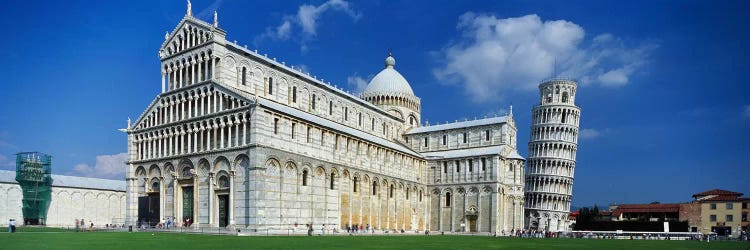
[124,7,525,233]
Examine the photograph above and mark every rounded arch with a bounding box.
[328,166,340,176]
[265,157,281,176]
[314,166,326,177]
[285,161,299,178]
[197,158,210,177]
[213,156,230,172]
[163,162,175,177]
[148,164,161,177]
[233,154,249,176]
[149,177,161,192]
[215,170,230,188]
[388,108,404,120]
[342,169,350,178]
[135,166,147,178]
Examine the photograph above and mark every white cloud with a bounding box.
[298,0,361,35]
[597,68,629,86]
[195,0,224,20]
[70,153,128,180]
[293,64,311,74]
[433,13,657,102]
[346,73,372,94]
[276,20,292,40]
[257,0,361,51]
[579,128,601,139]
[744,105,750,119]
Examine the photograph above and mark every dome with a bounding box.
[362,53,415,97]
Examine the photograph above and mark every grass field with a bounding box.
[1,231,748,250]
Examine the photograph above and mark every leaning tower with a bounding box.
[524,78,581,231]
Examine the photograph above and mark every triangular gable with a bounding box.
[130,81,256,131]
[159,16,220,57]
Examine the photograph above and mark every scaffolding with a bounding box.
[15,152,52,225]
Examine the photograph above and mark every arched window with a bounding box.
[445,192,451,206]
[372,181,378,195]
[302,170,308,186]
[353,177,358,192]
[329,173,335,190]
[455,160,460,172]
[358,113,362,126]
[406,188,410,200]
[419,190,423,202]
[312,94,316,110]
[562,92,569,103]
[389,185,394,198]
[218,175,229,188]
[241,67,247,85]
[561,110,567,123]
[151,181,159,192]
[268,77,274,95]
[291,123,296,139]
[442,135,447,145]
[329,101,333,115]
[273,118,279,134]
[292,86,297,103]
[555,86,560,94]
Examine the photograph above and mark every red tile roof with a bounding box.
[700,195,745,202]
[692,189,743,197]
[612,203,682,217]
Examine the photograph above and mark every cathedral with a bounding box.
[125,5,578,234]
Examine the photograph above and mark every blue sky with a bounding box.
[0,0,748,207]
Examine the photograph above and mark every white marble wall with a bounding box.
[0,183,126,227]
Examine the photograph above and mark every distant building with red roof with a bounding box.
[611,203,682,222]
[687,189,748,236]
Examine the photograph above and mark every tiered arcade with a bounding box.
[524,78,581,231]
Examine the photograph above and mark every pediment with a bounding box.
[130,81,256,131]
[159,17,217,58]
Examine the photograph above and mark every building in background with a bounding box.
[690,189,748,237]
[524,78,581,231]
[1,156,126,227]
[610,203,682,222]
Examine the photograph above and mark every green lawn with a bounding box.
[1,232,747,250]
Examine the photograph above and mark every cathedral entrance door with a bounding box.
[182,186,194,226]
[147,193,160,227]
[218,195,229,227]
[468,216,477,232]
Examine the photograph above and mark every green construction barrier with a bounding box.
[15,152,52,225]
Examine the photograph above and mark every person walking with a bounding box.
[321,224,326,236]
[9,219,16,233]
[75,219,80,232]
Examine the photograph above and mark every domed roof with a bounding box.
[362,53,415,97]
